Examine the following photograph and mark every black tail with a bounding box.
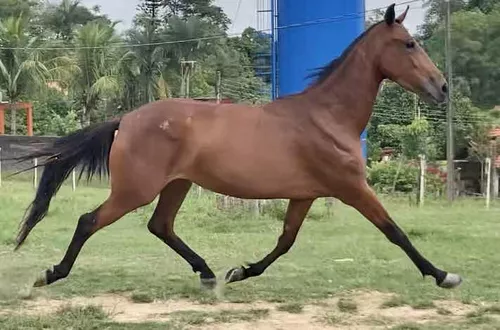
[11,119,121,250]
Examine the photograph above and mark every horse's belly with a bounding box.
[191,152,323,199]
[186,114,324,199]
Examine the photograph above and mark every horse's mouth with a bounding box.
[419,81,447,105]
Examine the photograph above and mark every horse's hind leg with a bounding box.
[147,179,217,289]
[34,192,155,287]
[225,199,314,284]
[346,183,462,289]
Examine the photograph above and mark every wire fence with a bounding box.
[0,145,496,214]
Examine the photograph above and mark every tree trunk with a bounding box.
[10,103,16,135]
[81,107,91,127]
[325,197,335,216]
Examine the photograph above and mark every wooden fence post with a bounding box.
[72,169,76,191]
[33,158,38,189]
[325,197,334,216]
[419,154,426,207]
[486,157,492,209]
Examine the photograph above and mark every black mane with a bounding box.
[307,21,382,86]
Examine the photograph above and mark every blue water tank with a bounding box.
[276,0,367,158]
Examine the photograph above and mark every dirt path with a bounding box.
[0,290,484,329]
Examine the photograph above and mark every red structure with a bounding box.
[193,97,233,104]
[0,102,34,136]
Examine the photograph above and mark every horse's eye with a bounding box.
[406,41,416,49]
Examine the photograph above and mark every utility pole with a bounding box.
[445,0,455,202]
[214,70,228,207]
[180,60,196,98]
[180,60,198,196]
[215,70,221,104]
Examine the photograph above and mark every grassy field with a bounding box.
[1,180,500,329]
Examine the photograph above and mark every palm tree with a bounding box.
[0,16,52,134]
[68,21,123,125]
[119,15,216,106]
[125,24,169,105]
[161,16,222,97]
[165,16,219,63]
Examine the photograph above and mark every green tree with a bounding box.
[42,0,109,41]
[221,74,270,104]
[468,121,495,162]
[377,124,406,153]
[419,0,468,39]
[368,82,415,160]
[369,83,483,161]
[431,91,488,159]
[0,15,52,134]
[68,21,123,125]
[419,1,500,108]
[163,0,230,30]
[229,27,271,83]
[165,16,220,61]
[161,15,223,97]
[123,29,168,104]
[402,118,438,159]
[34,89,80,135]
[0,0,41,21]
[123,0,169,105]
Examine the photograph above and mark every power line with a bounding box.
[371,112,486,125]
[230,0,243,32]
[370,109,488,125]
[0,0,422,51]
[274,0,421,31]
[373,104,488,122]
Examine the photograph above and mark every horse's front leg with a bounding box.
[225,199,314,283]
[345,182,462,289]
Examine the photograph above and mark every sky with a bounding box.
[76,0,427,35]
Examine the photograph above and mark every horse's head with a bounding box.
[376,4,447,104]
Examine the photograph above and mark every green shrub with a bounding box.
[368,160,419,193]
[261,200,287,221]
[367,160,445,195]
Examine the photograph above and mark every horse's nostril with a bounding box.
[441,83,448,94]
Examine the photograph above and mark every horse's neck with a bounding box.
[302,48,383,135]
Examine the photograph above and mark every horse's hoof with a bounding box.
[33,271,48,287]
[225,267,246,284]
[200,277,217,290]
[438,272,462,289]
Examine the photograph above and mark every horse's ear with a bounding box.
[396,5,410,24]
[385,3,396,26]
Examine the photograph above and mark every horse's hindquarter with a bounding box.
[188,106,318,199]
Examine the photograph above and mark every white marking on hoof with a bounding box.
[439,273,462,289]
[225,267,245,283]
[200,277,217,290]
[33,271,47,287]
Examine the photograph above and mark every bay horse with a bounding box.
[11,4,462,290]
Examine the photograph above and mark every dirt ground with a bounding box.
[0,290,485,329]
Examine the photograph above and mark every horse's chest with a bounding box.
[304,144,365,184]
